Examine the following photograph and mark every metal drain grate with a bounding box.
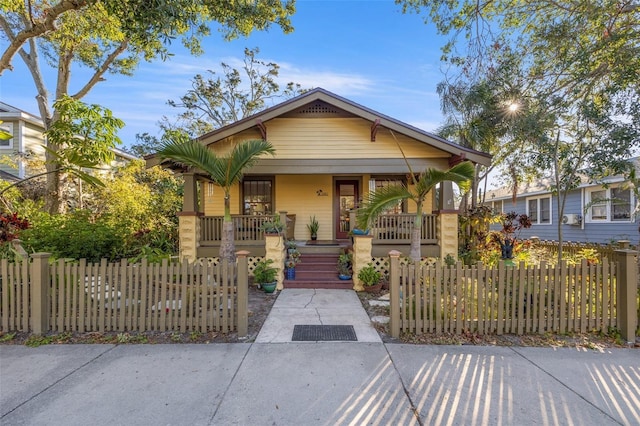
[292,325,357,341]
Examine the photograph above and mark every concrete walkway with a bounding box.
[1,289,639,426]
[255,288,381,343]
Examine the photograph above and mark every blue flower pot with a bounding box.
[285,267,295,280]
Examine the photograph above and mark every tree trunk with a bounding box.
[219,220,236,262]
[409,226,421,263]
[219,193,236,262]
[44,140,62,213]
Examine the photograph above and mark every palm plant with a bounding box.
[356,161,475,263]
[158,138,275,261]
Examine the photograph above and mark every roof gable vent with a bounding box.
[285,100,353,118]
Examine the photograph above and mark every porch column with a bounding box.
[178,173,201,262]
[182,173,199,212]
[177,212,201,262]
[265,234,285,290]
[437,181,458,261]
[353,235,373,291]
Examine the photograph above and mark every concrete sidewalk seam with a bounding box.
[384,344,425,426]
[207,344,253,425]
[0,344,117,420]
[509,347,624,425]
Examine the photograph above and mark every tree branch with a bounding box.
[0,0,90,75]
[72,40,129,100]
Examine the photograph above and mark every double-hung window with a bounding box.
[527,196,551,224]
[587,186,632,222]
[242,177,273,215]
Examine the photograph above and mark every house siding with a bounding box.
[217,118,443,161]
[0,120,18,177]
[495,187,637,245]
[276,175,334,240]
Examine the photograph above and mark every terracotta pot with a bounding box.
[364,283,382,293]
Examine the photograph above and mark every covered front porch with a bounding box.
[194,212,441,258]
[176,170,461,262]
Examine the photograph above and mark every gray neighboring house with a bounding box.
[486,161,638,245]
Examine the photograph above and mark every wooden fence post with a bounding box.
[389,250,401,338]
[236,250,249,338]
[615,249,638,343]
[30,253,51,334]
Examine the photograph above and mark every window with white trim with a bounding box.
[587,186,633,222]
[0,122,13,148]
[491,200,503,215]
[526,196,551,224]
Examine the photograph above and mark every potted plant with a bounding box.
[336,250,352,280]
[253,258,278,293]
[307,215,319,240]
[358,263,382,292]
[284,240,301,279]
[259,215,284,235]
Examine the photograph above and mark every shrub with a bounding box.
[21,210,125,262]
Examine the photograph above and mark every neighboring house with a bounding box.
[485,162,638,245]
[146,88,492,260]
[0,101,137,181]
[0,102,46,179]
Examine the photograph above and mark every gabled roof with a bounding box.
[195,87,492,166]
[486,157,639,201]
[0,102,44,128]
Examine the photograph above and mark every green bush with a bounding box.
[21,210,125,262]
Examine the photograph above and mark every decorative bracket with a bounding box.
[370,118,380,141]
[255,119,267,140]
[449,153,467,167]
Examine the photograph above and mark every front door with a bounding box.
[335,180,359,239]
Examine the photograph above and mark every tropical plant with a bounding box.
[357,161,475,262]
[285,240,301,268]
[307,215,319,238]
[158,138,275,262]
[337,250,353,277]
[357,263,382,287]
[259,215,284,235]
[253,258,278,284]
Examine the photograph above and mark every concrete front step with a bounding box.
[283,279,353,290]
[285,252,352,289]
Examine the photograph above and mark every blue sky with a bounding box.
[1,1,449,148]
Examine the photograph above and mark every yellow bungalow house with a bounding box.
[147,88,491,279]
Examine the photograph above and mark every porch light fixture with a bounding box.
[316,189,328,196]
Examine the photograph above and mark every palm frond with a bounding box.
[356,184,412,230]
[158,140,220,178]
[221,140,275,186]
[417,161,475,194]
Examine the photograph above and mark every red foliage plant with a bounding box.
[0,212,30,243]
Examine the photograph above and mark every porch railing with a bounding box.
[200,213,438,245]
[201,215,276,244]
[371,214,437,244]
